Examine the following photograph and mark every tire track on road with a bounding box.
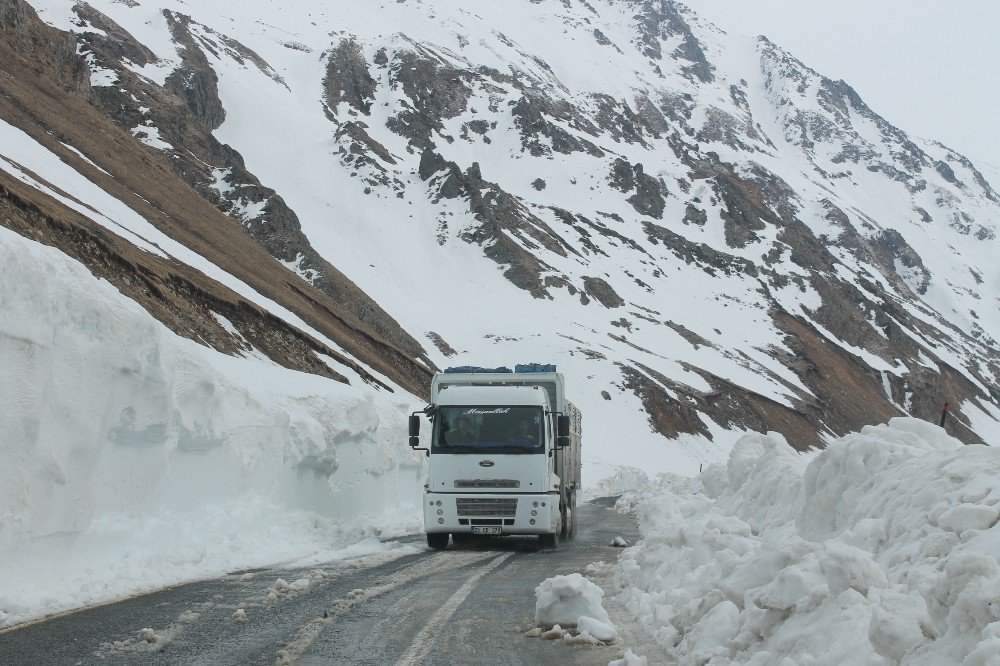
[396,552,514,665]
[275,550,502,664]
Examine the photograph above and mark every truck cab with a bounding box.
[410,365,581,550]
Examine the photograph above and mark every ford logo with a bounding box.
[479,460,495,467]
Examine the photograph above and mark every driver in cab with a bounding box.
[508,417,537,446]
[445,416,476,445]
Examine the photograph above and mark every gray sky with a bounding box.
[681,0,1000,175]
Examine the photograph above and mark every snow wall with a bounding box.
[0,227,424,628]
[614,418,1000,665]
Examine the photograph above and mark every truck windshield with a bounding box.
[432,406,544,454]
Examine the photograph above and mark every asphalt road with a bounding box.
[0,498,645,665]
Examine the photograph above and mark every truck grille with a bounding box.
[456,498,518,517]
[454,479,521,489]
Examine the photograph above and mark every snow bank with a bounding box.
[535,573,615,630]
[0,228,423,628]
[613,419,1000,664]
[583,466,650,501]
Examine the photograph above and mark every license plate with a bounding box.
[471,526,502,535]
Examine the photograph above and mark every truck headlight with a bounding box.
[437,509,443,516]
[531,510,537,517]
[435,500,442,507]
[532,501,539,508]
[438,518,444,524]
[529,519,536,525]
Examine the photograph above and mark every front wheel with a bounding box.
[427,532,449,550]
[538,531,560,550]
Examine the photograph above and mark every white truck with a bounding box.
[409,364,582,549]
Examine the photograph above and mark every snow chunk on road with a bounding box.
[288,578,311,592]
[577,615,619,642]
[609,649,648,665]
[535,573,613,628]
[612,418,1000,664]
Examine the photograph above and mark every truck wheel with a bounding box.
[427,533,449,550]
[538,532,559,549]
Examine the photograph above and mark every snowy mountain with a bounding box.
[1,0,999,626]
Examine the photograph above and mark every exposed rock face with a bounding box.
[627,0,715,82]
[608,159,668,218]
[512,91,605,158]
[163,11,226,132]
[870,229,931,295]
[323,38,377,116]
[0,1,433,397]
[385,47,475,150]
[64,5,431,367]
[1,0,90,94]
[583,277,624,308]
[417,148,573,298]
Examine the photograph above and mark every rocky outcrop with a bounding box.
[583,277,624,308]
[871,228,931,295]
[163,11,226,132]
[627,0,714,82]
[0,0,90,95]
[511,91,605,158]
[418,148,573,298]
[385,46,475,149]
[608,158,668,218]
[323,38,377,116]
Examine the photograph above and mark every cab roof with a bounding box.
[434,384,549,407]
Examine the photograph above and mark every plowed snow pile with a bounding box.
[0,228,423,629]
[613,419,1000,664]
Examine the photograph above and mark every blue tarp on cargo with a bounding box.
[515,363,556,373]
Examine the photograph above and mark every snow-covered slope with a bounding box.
[21,0,995,480]
[0,224,422,628]
[612,418,1000,664]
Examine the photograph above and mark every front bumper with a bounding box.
[423,492,559,535]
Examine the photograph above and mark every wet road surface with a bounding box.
[0,498,647,665]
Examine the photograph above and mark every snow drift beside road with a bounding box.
[0,227,423,629]
[613,418,1000,664]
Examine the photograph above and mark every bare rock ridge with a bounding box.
[0,0,433,397]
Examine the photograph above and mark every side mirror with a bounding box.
[557,415,570,437]
[409,414,420,448]
[557,414,570,448]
